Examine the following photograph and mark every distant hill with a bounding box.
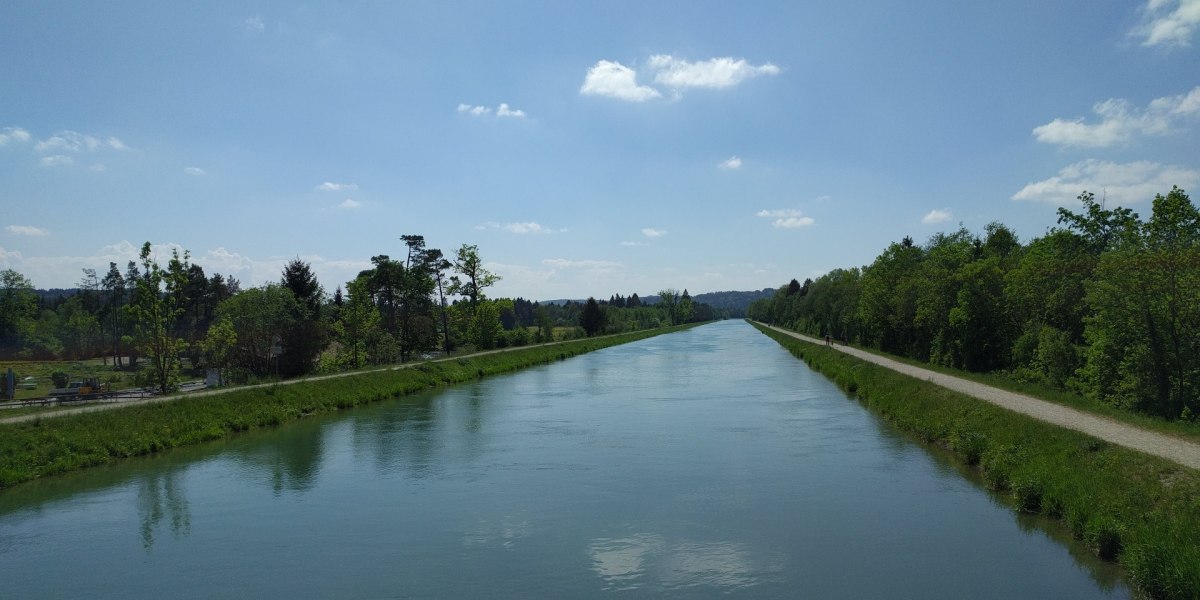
[540,288,776,318]
[691,289,775,317]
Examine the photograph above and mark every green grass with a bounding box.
[0,324,698,491]
[836,339,1200,443]
[754,322,1200,600]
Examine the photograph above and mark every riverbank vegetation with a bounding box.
[1,235,718,400]
[0,324,697,490]
[754,323,1200,599]
[748,188,1199,425]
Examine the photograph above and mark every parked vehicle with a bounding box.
[48,377,109,400]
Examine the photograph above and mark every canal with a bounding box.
[0,320,1128,598]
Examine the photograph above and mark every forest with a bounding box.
[0,236,717,395]
[748,187,1199,421]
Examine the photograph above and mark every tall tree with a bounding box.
[579,297,606,336]
[0,269,37,356]
[279,258,327,377]
[657,289,680,325]
[128,243,190,394]
[100,262,126,366]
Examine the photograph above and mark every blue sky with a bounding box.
[2,1,1198,300]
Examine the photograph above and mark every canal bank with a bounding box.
[753,322,1200,599]
[0,319,1132,599]
[0,325,699,491]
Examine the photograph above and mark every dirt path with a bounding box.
[761,324,1200,471]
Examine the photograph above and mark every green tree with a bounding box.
[214,284,301,377]
[0,269,38,356]
[579,297,606,336]
[657,289,680,325]
[336,277,380,370]
[279,258,327,377]
[1080,187,1200,418]
[199,316,237,386]
[128,243,190,394]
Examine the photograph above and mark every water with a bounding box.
[0,320,1129,598]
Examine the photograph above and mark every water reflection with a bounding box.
[589,533,783,592]
[229,420,327,494]
[136,471,190,550]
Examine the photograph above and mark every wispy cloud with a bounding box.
[580,60,662,102]
[0,127,31,145]
[458,104,491,116]
[641,228,667,238]
[543,258,623,270]
[40,155,74,167]
[647,55,780,90]
[315,181,358,192]
[458,103,528,118]
[476,221,565,234]
[184,167,206,176]
[719,156,743,170]
[1134,0,1200,47]
[496,103,526,118]
[244,16,265,33]
[1012,159,1199,205]
[35,130,126,153]
[756,208,814,228]
[580,55,779,102]
[5,225,49,237]
[338,198,362,209]
[1033,86,1200,148]
[921,209,954,224]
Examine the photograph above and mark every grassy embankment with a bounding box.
[753,323,1200,600]
[0,325,696,491]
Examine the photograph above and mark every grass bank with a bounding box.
[0,325,696,491]
[754,323,1200,600]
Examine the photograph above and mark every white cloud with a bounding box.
[244,16,265,32]
[338,198,361,209]
[922,209,954,224]
[1135,0,1200,47]
[458,103,491,116]
[641,228,667,238]
[619,241,645,247]
[40,155,74,167]
[0,240,373,291]
[755,208,802,218]
[647,55,780,90]
[459,102,528,118]
[88,164,107,173]
[580,60,662,102]
[1012,159,1200,205]
[543,258,623,270]
[756,208,814,228]
[33,130,128,154]
[476,221,564,234]
[0,127,31,145]
[773,217,815,228]
[719,156,743,170]
[315,181,358,192]
[496,103,527,118]
[5,225,49,236]
[1033,86,1200,147]
[184,167,206,176]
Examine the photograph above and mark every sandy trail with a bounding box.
[761,323,1200,471]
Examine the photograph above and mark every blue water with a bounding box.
[0,320,1129,598]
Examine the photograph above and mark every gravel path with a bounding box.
[762,324,1200,471]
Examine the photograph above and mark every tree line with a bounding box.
[748,187,1199,421]
[1,237,718,395]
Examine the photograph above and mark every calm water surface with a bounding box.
[0,320,1129,598]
